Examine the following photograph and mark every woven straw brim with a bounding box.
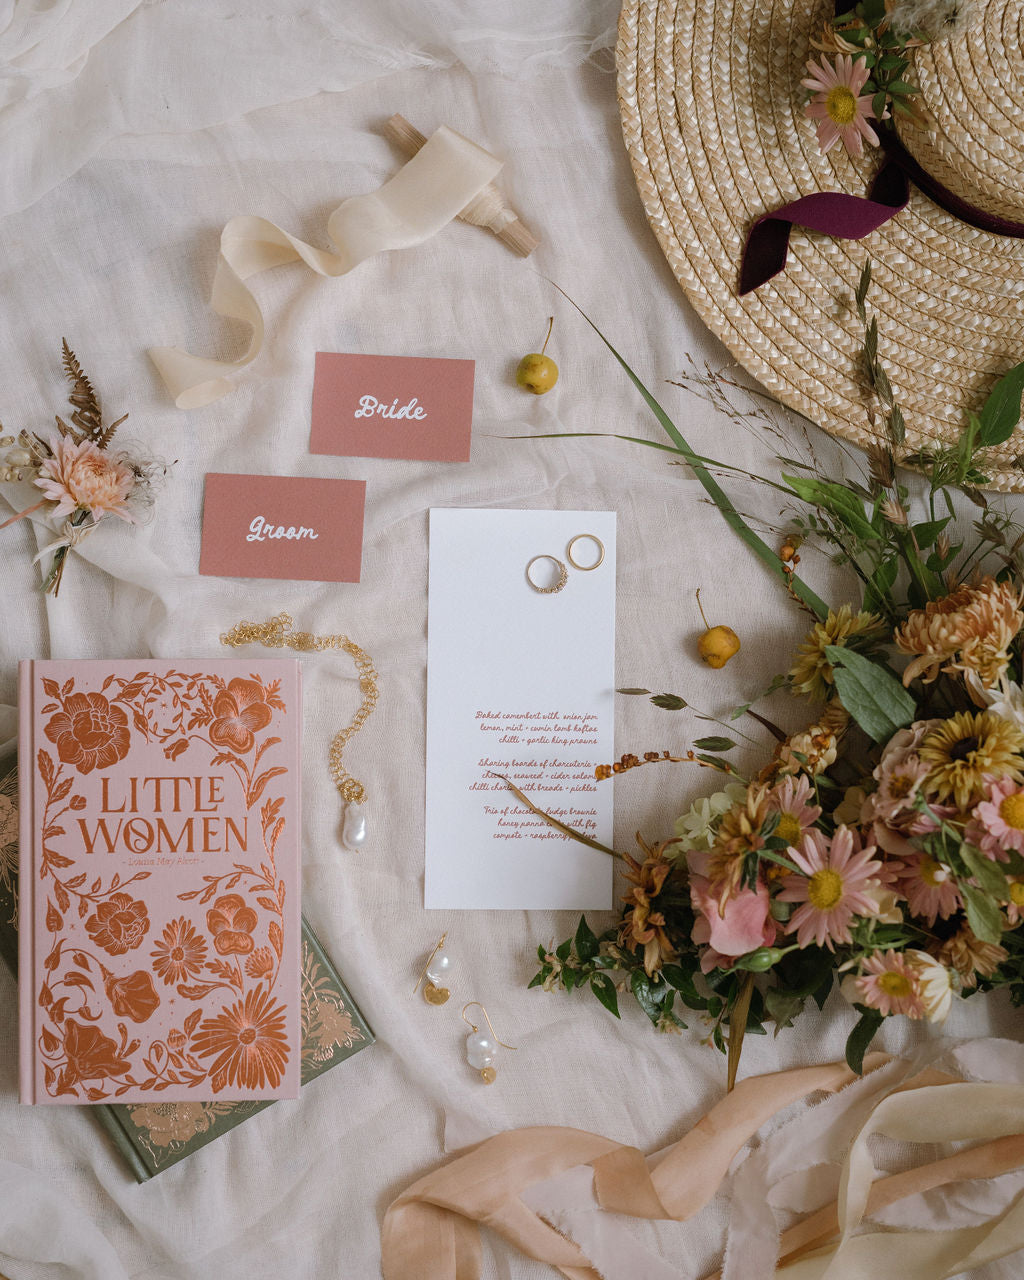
[617,0,1024,492]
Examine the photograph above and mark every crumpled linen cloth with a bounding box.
[1,3,1023,1279]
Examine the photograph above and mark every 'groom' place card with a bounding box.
[310,351,475,463]
[199,473,365,582]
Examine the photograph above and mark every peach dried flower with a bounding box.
[35,435,135,521]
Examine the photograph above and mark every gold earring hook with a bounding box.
[413,931,448,995]
[461,1001,516,1050]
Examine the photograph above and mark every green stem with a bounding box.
[551,288,829,620]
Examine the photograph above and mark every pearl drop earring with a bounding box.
[414,932,452,1005]
[461,1002,516,1085]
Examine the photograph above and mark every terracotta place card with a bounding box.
[310,351,475,463]
[199,473,365,583]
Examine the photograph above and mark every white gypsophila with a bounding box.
[673,782,747,853]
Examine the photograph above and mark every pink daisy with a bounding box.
[896,853,962,925]
[854,951,926,1019]
[777,826,883,950]
[971,775,1024,859]
[766,774,821,849]
[802,54,883,158]
[1005,879,1024,926]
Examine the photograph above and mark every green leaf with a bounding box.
[695,753,734,770]
[563,967,578,993]
[651,693,687,710]
[960,845,1011,900]
[845,1008,884,1074]
[661,964,709,1010]
[590,972,620,1018]
[888,79,921,95]
[527,971,546,989]
[782,474,880,543]
[617,687,651,695]
[757,847,801,874]
[537,943,548,963]
[824,645,916,742]
[556,938,572,963]
[555,289,828,619]
[962,884,1004,945]
[574,914,599,963]
[977,359,1024,449]
[764,987,806,1033]
[692,735,737,752]
[862,556,898,615]
[631,971,673,1025]
[871,90,888,121]
[912,516,951,548]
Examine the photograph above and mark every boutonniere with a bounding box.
[0,343,163,595]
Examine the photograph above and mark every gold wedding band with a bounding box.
[566,534,605,571]
[526,555,568,594]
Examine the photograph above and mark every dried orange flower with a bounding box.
[935,923,1007,989]
[706,784,770,907]
[895,577,1024,689]
[618,835,679,975]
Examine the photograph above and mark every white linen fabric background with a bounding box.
[0,2,1021,1278]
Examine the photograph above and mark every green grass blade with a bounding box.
[557,292,828,619]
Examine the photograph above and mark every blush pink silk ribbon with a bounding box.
[380,1053,1024,1280]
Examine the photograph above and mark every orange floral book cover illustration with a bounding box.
[18,659,302,1104]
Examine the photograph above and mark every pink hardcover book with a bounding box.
[19,659,302,1105]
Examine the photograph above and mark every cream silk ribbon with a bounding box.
[380,1051,1024,1280]
[148,126,503,409]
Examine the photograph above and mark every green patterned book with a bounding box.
[0,750,373,1180]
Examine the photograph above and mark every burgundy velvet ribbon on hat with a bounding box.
[739,128,1024,296]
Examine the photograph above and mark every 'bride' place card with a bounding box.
[424,509,616,910]
[310,351,475,463]
[199,473,365,582]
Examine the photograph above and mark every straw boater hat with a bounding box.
[617,0,1024,490]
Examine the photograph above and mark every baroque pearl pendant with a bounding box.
[341,803,368,851]
[424,947,452,1004]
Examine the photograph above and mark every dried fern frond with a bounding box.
[61,339,104,440]
[96,412,128,451]
[53,413,84,443]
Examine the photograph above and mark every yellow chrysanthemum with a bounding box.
[789,605,885,701]
[895,577,1024,689]
[919,711,1024,810]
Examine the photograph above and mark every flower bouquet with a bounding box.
[526,279,1024,1085]
[0,343,157,595]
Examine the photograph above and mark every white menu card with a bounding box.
[425,508,616,909]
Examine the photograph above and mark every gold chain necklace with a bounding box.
[221,612,379,851]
